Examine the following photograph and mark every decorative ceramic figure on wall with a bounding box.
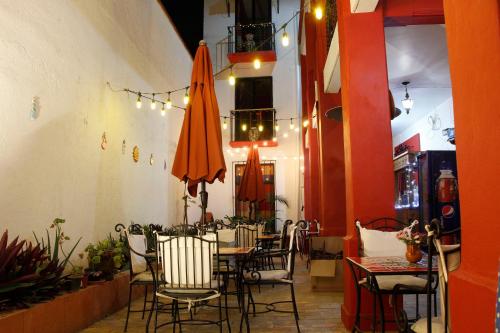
[122,140,126,154]
[31,96,40,120]
[132,146,139,162]
[101,132,107,150]
[149,154,154,165]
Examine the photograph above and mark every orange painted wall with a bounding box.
[337,0,395,328]
[443,0,500,331]
[314,0,347,237]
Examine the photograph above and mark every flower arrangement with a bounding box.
[396,220,426,245]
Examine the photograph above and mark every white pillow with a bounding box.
[356,222,406,257]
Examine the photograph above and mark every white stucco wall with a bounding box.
[393,97,456,151]
[0,0,191,258]
[195,0,302,227]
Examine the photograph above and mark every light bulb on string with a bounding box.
[253,144,258,149]
[303,119,309,127]
[283,132,289,138]
[294,127,300,133]
[263,141,268,146]
[136,93,142,109]
[253,58,261,69]
[183,88,189,105]
[241,123,247,131]
[166,92,172,110]
[222,118,228,130]
[314,5,323,20]
[258,124,264,132]
[150,94,157,110]
[160,103,166,117]
[228,68,236,86]
[275,124,280,132]
[281,29,289,47]
[272,137,277,142]
[289,119,295,130]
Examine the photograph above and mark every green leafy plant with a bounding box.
[84,234,127,281]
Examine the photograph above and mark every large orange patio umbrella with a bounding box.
[171,41,226,224]
[237,145,265,220]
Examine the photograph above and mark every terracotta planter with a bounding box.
[405,243,423,263]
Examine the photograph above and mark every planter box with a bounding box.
[0,271,144,333]
[309,236,344,291]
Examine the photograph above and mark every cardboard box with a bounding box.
[309,236,344,291]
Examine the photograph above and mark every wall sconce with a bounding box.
[401,81,414,114]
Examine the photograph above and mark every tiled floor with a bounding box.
[81,258,348,333]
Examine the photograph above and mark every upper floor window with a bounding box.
[230,0,275,53]
[231,76,275,142]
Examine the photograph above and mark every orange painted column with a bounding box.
[303,13,321,222]
[443,0,500,331]
[337,0,396,329]
[313,0,346,236]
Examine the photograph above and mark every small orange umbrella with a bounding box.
[238,145,265,219]
[172,41,226,222]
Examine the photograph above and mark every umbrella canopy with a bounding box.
[237,145,266,203]
[171,41,226,197]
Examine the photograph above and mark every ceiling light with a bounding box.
[253,59,261,69]
[401,81,414,114]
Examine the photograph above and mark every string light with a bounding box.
[253,59,261,69]
[166,92,172,110]
[294,127,300,133]
[281,28,289,47]
[289,119,295,130]
[161,103,166,117]
[241,123,247,131]
[272,137,277,142]
[303,119,309,127]
[228,68,236,86]
[136,93,142,109]
[315,5,323,20]
[222,118,228,130]
[183,88,189,105]
[258,124,264,132]
[253,144,258,149]
[150,93,156,110]
[283,132,289,138]
[263,141,268,146]
[275,124,280,131]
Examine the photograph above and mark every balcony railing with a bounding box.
[227,23,276,54]
[230,108,276,142]
[326,0,338,49]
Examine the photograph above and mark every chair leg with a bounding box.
[142,285,148,319]
[290,283,300,332]
[225,287,232,333]
[376,290,385,333]
[415,294,419,320]
[154,295,159,333]
[124,284,132,332]
[372,293,377,332]
[146,292,155,333]
[434,291,438,316]
[218,297,223,333]
[247,285,256,316]
[173,301,178,333]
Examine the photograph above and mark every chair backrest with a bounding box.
[236,224,259,247]
[217,228,236,245]
[279,220,293,249]
[126,232,148,275]
[286,224,299,276]
[156,233,219,289]
[355,218,408,257]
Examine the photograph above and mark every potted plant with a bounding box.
[396,220,426,263]
[85,236,127,281]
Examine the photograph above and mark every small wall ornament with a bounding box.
[149,154,154,165]
[101,132,107,150]
[132,146,139,162]
[122,140,126,154]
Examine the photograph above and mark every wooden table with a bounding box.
[346,256,437,332]
[219,246,255,256]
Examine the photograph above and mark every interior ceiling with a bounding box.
[385,24,452,136]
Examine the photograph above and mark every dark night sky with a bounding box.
[160,0,204,58]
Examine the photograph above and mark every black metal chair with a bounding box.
[392,219,461,333]
[123,230,156,332]
[235,224,259,248]
[349,217,438,331]
[239,223,301,332]
[152,232,230,333]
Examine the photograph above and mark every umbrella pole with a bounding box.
[200,180,208,226]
